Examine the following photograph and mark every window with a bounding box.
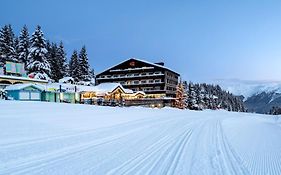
[140,73,146,76]
[155,79,161,83]
[133,81,139,84]
[141,80,147,84]
[148,80,154,83]
[133,73,139,76]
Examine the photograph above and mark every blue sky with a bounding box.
[1,0,281,82]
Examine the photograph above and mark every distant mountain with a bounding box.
[208,79,281,114]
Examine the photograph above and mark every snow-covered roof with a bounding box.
[0,75,48,83]
[96,58,179,76]
[44,82,135,94]
[86,83,133,94]
[134,91,146,95]
[59,77,74,84]
[5,83,45,91]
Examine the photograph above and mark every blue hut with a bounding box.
[5,84,44,101]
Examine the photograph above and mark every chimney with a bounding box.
[154,62,164,66]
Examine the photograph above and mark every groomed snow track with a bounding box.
[0,101,281,175]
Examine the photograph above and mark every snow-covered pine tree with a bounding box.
[47,42,68,82]
[0,24,17,66]
[56,42,68,78]
[27,25,50,80]
[14,37,20,62]
[186,82,197,110]
[18,25,30,68]
[47,42,59,81]
[194,83,204,110]
[78,46,91,82]
[69,50,80,82]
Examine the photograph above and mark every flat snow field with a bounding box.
[0,101,281,175]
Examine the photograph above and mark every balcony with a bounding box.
[109,67,155,72]
[124,80,164,86]
[97,72,165,80]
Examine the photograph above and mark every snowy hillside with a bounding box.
[211,79,281,99]
[210,79,281,113]
[0,101,281,175]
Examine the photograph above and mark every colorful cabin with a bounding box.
[42,83,80,103]
[5,84,44,101]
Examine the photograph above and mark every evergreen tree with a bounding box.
[69,50,80,81]
[186,82,197,110]
[194,83,204,110]
[27,25,50,80]
[48,42,59,81]
[48,42,68,82]
[14,37,20,62]
[56,41,68,78]
[0,24,17,66]
[78,46,91,81]
[18,25,30,67]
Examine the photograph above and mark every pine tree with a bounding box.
[69,50,80,81]
[14,37,20,62]
[49,42,68,82]
[78,46,91,81]
[186,82,197,110]
[0,24,17,66]
[18,25,30,67]
[48,42,59,81]
[194,83,204,110]
[27,25,50,80]
[56,42,68,78]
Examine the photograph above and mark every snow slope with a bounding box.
[210,79,281,99]
[0,101,281,175]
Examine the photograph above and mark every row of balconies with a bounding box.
[119,79,164,85]
[109,67,155,72]
[130,87,164,92]
[97,72,164,80]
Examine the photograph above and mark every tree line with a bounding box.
[0,24,93,83]
[269,106,281,115]
[180,82,246,112]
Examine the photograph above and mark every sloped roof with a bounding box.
[0,75,48,83]
[96,58,179,76]
[5,83,45,91]
[84,83,133,94]
[44,82,134,94]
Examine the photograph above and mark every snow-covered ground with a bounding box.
[0,101,281,175]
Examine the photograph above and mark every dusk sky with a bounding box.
[1,0,281,82]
